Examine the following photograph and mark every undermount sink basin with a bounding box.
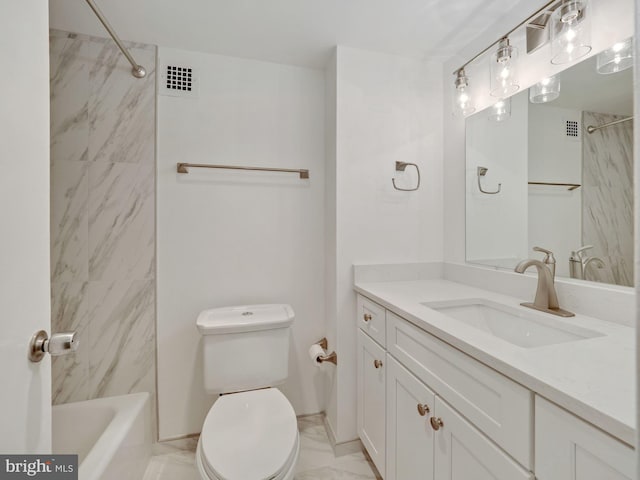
[422,299,604,348]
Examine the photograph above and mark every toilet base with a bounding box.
[195,430,300,480]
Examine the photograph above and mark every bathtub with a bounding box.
[53,393,152,480]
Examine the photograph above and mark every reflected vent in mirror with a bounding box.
[160,64,198,98]
[564,119,580,141]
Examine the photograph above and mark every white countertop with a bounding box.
[354,279,635,446]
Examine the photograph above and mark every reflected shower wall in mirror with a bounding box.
[465,47,633,287]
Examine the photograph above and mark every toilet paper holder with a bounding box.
[315,337,337,365]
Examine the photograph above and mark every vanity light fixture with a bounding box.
[488,97,511,122]
[453,68,476,116]
[597,37,633,74]
[529,75,561,103]
[490,38,519,97]
[550,0,591,65]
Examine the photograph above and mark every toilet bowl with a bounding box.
[196,388,299,480]
[195,304,299,480]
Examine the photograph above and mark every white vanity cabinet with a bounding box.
[535,396,635,480]
[385,355,531,480]
[357,327,386,475]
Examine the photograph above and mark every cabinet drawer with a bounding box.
[357,294,386,347]
[535,396,634,480]
[386,313,532,469]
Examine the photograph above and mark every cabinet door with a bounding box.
[386,355,435,480]
[357,329,386,476]
[536,396,634,480]
[434,397,532,480]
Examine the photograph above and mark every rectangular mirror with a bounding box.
[465,44,633,287]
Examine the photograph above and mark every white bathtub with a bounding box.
[53,393,152,480]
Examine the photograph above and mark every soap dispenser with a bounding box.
[569,251,583,279]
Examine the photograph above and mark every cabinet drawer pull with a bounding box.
[417,403,430,416]
[430,417,444,431]
[374,359,383,369]
[363,313,373,322]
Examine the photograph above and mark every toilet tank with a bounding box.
[196,304,295,394]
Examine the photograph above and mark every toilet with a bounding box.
[195,304,299,480]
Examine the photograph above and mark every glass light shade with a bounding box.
[529,75,561,103]
[550,0,591,65]
[488,98,511,122]
[597,38,633,74]
[490,40,520,97]
[453,70,476,116]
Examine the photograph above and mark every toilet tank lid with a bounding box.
[196,304,295,334]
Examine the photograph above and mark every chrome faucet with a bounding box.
[583,256,606,280]
[569,245,606,280]
[514,259,575,317]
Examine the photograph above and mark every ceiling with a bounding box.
[49,0,530,69]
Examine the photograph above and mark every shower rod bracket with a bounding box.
[84,0,147,79]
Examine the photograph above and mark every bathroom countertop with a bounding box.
[354,279,635,446]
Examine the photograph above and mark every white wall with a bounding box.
[157,48,326,439]
[325,47,444,443]
[528,104,582,277]
[324,49,339,439]
[466,91,529,266]
[0,0,51,452]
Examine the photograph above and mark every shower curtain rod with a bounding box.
[586,116,633,134]
[84,0,146,78]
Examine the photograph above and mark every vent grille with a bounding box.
[166,65,192,91]
[159,64,198,98]
[565,120,579,137]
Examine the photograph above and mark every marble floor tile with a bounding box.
[143,414,379,480]
[143,451,200,480]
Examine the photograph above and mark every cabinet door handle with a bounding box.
[373,359,383,369]
[430,417,444,431]
[417,403,430,416]
[363,313,372,322]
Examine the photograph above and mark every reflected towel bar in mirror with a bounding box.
[177,162,310,179]
[528,181,581,191]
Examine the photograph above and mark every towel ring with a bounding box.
[392,161,420,191]
[477,166,501,194]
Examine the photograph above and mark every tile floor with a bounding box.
[143,414,381,480]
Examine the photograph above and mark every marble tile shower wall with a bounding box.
[582,111,634,287]
[49,30,156,423]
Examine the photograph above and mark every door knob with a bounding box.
[363,313,372,322]
[373,359,383,369]
[417,403,430,416]
[430,417,444,431]
[29,330,79,362]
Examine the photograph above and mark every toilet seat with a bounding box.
[197,388,299,480]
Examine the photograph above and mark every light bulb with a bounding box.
[529,75,561,103]
[452,69,475,116]
[490,38,519,97]
[551,0,591,65]
[597,37,633,74]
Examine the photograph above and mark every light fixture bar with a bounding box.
[452,0,562,74]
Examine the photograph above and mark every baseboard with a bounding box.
[323,416,363,457]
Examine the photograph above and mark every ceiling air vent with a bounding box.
[159,64,198,98]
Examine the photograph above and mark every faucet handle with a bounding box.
[575,245,594,259]
[533,246,556,264]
